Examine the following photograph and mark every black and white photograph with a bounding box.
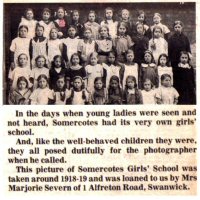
[3,2,196,105]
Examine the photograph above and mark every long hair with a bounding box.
[51,55,66,69]
[158,53,170,66]
[35,55,48,68]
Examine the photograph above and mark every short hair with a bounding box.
[143,78,154,88]
[35,55,47,66]
[35,24,44,31]
[173,20,184,28]
[37,74,48,82]
[153,13,162,19]
[24,8,34,17]
[18,53,28,63]
[179,51,190,62]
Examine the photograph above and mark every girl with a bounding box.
[107,75,123,105]
[150,13,170,40]
[69,10,84,38]
[84,10,100,40]
[8,76,32,105]
[10,25,31,70]
[123,75,143,104]
[8,53,31,90]
[168,20,191,89]
[113,22,134,63]
[122,49,139,89]
[66,53,86,89]
[18,8,37,39]
[157,54,173,86]
[132,22,149,65]
[66,76,91,105]
[92,77,108,105]
[176,51,196,104]
[77,27,96,66]
[139,50,158,89]
[54,7,68,38]
[141,79,156,104]
[30,55,49,90]
[49,55,67,90]
[156,74,179,105]
[30,24,48,68]
[53,75,69,105]
[120,9,133,36]
[29,74,53,105]
[101,7,118,39]
[95,25,113,64]
[149,25,168,64]
[38,8,56,39]
[62,25,80,64]
[85,52,104,93]
[47,28,63,64]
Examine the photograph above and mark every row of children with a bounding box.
[7,6,196,105]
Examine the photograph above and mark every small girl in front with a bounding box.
[157,54,173,86]
[107,75,123,104]
[66,76,91,105]
[139,50,158,89]
[141,79,156,104]
[85,52,104,93]
[30,55,49,90]
[123,75,143,104]
[149,25,168,64]
[113,22,134,63]
[29,74,53,105]
[92,77,108,105]
[8,76,32,105]
[18,8,37,39]
[156,74,179,105]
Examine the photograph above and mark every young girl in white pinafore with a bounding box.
[47,28,62,65]
[38,8,55,39]
[85,52,104,93]
[122,49,138,89]
[30,24,48,68]
[18,8,37,39]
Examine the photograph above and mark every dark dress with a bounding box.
[123,88,143,104]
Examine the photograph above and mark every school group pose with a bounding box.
[7,6,196,105]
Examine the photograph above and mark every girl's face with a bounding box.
[122,10,129,21]
[26,10,34,20]
[38,78,47,89]
[56,78,65,89]
[88,13,95,22]
[108,53,115,64]
[153,15,161,24]
[180,53,189,64]
[18,55,28,67]
[118,25,126,35]
[54,57,62,68]
[138,14,145,23]
[143,80,152,91]
[144,53,152,63]
[37,57,45,68]
[36,27,44,37]
[68,27,76,38]
[19,27,28,38]
[159,56,167,66]
[50,29,58,39]
[111,79,119,89]
[136,24,144,35]
[105,9,113,20]
[71,55,80,65]
[84,29,92,39]
[42,11,50,21]
[174,24,183,33]
[73,11,79,21]
[73,78,82,90]
[100,27,108,38]
[95,80,103,90]
[154,28,161,38]
[162,77,171,87]
[18,80,27,90]
[126,52,134,63]
[57,8,65,19]
[90,55,98,65]
[126,78,135,89]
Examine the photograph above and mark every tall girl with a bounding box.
[101,7,118,39]
[18,8,37,39]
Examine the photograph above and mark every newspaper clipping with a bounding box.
[1,0,198,197]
